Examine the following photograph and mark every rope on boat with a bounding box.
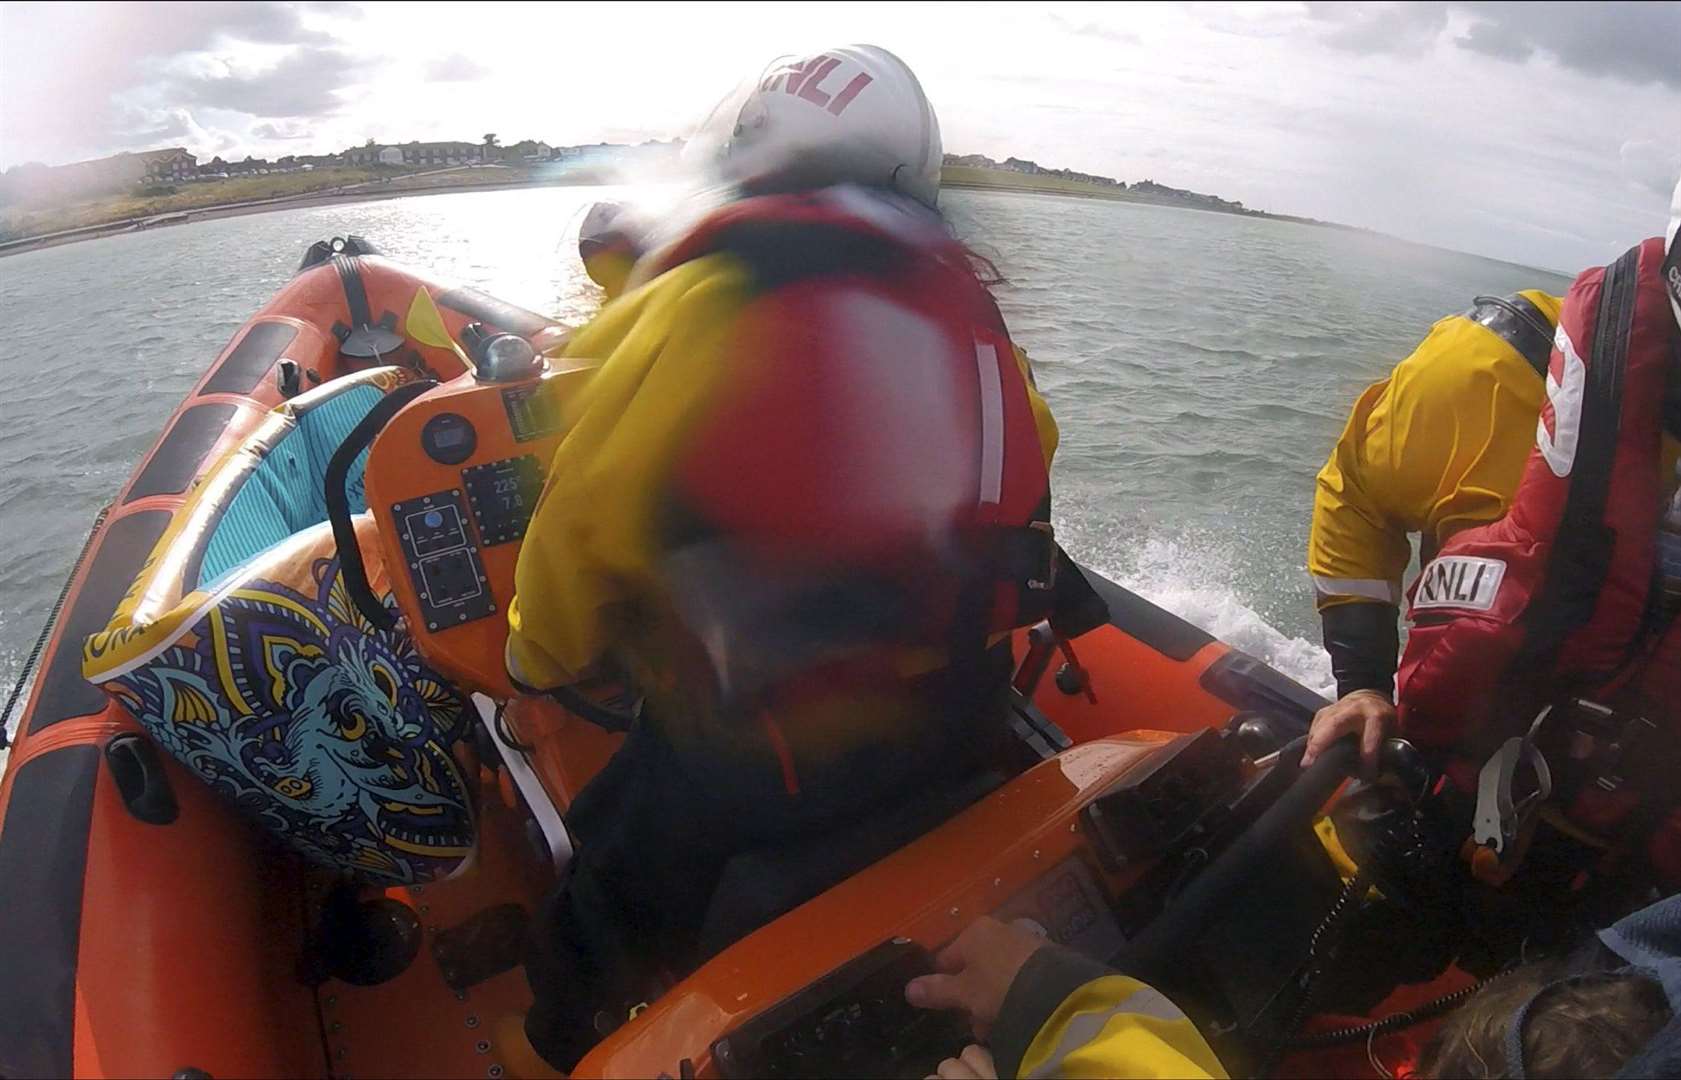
[1258,867,1374,1076]
[1282,975,1493,1049]
[0,504,110,750]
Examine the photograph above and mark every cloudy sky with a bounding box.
[0,1,1676,270]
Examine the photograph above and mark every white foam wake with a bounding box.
[1086,534,1337,700]
[0,623,21,778]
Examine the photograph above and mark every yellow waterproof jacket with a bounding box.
[1310,291,1564,609]
[990,946,1226,1079]
[506,252,1058,698]
[1308,291,1561,697]
[1309,289,1681,699]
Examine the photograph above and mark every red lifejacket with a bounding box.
[649,187,1060,652]
[1398,236,1678,744]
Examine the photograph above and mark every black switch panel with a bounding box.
[392,489,495,631]
[712,940,968,1079]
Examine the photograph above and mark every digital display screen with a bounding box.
[419,549,484,605]
[462,455,545,546]
[501,384,563,442]
[419,412,477,465]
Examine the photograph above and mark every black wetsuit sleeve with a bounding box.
[990,945,1116,1079]
[1321,601,1401,700]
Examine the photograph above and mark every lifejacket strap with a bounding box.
[1046,547,1109,640]
[1520,244,1643,664]
[507,672,642,734]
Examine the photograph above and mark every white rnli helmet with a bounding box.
[694,44,943,208]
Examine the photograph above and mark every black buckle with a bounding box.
[1552,696,1660,795]
[1027,521,1056,592]
[1591,711,1660,794]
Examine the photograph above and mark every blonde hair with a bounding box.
[1420,954,1670,1078]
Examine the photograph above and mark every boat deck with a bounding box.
[317,793,548,1079]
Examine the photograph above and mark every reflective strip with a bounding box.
[1539,323,1586,478]
[823,183,922,236]
[1025,984,1188,1080]
[976,338,1004,508]
[1311,573,1401,604]
[504,635,540,691]
[473,693,572,874]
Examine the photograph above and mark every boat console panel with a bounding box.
[575,724,1341,1079]
[711,940,969,1079]
[364,362,592,695]
[575,736,1195,1077]
[390,490,495,630]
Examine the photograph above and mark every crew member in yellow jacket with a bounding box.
[1303,288,1681,771]
[906,917,1227,1079]
[1302,291,1563,769]
[507,45,1064,1070]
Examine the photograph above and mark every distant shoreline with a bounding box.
[0,172,610,258]
[938,164,1363,231]
[0,168,1566,279]
[940,176,1342,227]
[0,169,1349,260]
[941,169,1569,278]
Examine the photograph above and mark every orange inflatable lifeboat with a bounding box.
[0,237,1471,1080]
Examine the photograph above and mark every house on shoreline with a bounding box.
[343,141,493,167]
[0,147,199,203]
[137,148,197,182]
[943,152,1261,217]
[945,152,1124,189]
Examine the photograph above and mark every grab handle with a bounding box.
[105,734,179,825]
[323,379,437,631]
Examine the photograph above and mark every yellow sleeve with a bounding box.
[1014,344,1059,468]
[505,258,751,688]
[1307,297,1556,611]
[1386,318,1548,552]
[1308,377,1411,609]
[1019,974,1227,1080]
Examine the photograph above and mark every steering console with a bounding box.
[356,355,595,695]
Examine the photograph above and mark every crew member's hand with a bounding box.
[1302,689,1395,775]
[926,1044,998,1080]
[905,916,1049,1041]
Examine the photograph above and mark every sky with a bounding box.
[0,1,1676,271]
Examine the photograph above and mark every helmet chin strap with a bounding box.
[1667,176,1680,332]
[1661,176,1680,439]
[1663,227,1681,335]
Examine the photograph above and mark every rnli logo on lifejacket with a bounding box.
[1413,556,1507,613]
[1537,324,1586,478]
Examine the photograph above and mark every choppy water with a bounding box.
[0,185,1573,753]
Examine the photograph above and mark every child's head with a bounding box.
[1421,951,1671,1078]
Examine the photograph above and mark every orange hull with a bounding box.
[0,246,554,1078]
